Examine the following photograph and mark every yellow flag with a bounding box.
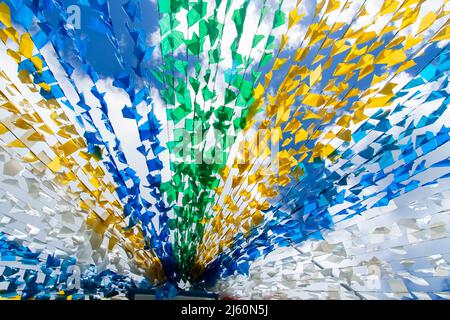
[19,33,33,59]
[302,94,325,107]
[400,7,420,31]
[380,0,399,16]
[374,49,406,67]
[396,60,416,74]
[6,49,21,63]
[1,101,20,113]
[31,56,43,73]
[337,129,352,142]
[294,47,309,62]
[273,57,288,70]
[288,8,304,29]
[48,157,62,172]
[430,26,450,42]
[303,109,321,120]
[365,95,392,109]
[295,128,308,144]
[309,65,322,86]
[312,53,326,65]
[333,62,356,76]
[280,33,289,53]
[7,137,28,148]
[417,12,437,34]
[0,2,11,28]
[60,139,80,156]
[325,0,340,14]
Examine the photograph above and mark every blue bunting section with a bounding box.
[0,232,154,300]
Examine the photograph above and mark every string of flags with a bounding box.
[0,0,449,299]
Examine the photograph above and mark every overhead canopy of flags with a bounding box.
[0,0,449,299]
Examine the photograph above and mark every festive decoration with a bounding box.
[0,0,449,299]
